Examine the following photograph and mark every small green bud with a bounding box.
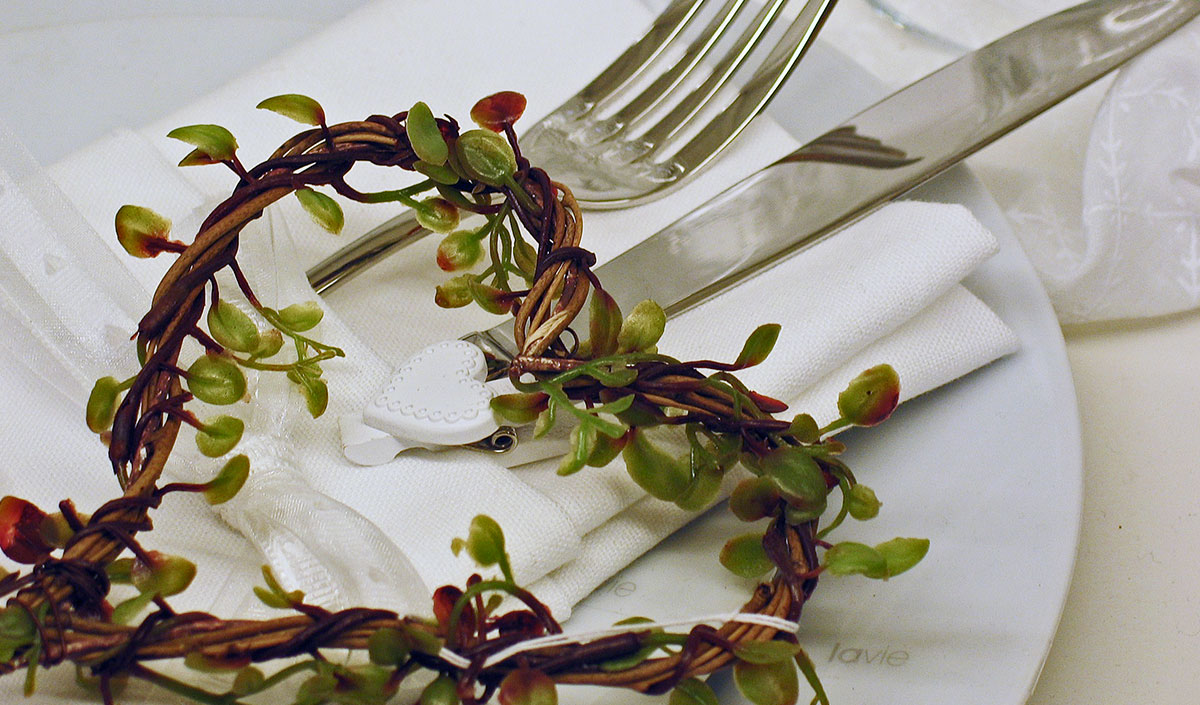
[455,514,506,568]
[513,235,538,275]
[836,364,900,427]
[787,413,820,444]
[406,101,449,166]
[86,376,122,433]
[203,454,250,505]
[846,484,881,520]
[436,230,484,271]
[455,129,518,187]
[276,301,324,332]
[587,288,622,358]
[498,667,557,705]
[416,197,460,234]
[231,667,266,696]
[434,274,474,308]
[557,423,597,476]
[186,354,247,406]
[131,551,196,597]
[367,628,411,666]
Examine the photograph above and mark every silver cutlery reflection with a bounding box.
[306,0,838,294]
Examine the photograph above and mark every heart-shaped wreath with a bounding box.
[0,91,925,705]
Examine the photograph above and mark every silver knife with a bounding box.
[336,0,1198,464]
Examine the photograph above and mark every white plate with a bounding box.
[563,41,1084,705]
[0,5,1081,705]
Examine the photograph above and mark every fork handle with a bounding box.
[307,210,429,295]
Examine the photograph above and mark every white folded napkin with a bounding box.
[0,0,1017,623]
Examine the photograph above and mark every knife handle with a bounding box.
[307,210,429,295]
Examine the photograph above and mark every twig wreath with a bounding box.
[0,91,927,705]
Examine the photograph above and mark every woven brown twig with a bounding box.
[0,94,911,705]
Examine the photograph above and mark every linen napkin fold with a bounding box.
[11,0,1018,622]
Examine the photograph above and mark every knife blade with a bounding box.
[339,0,1198,462]
[456,0,1197,363]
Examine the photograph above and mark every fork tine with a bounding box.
[651,0,838,169]
[567,0,708,118]
[593,0,753,139]
[619,0,792,162]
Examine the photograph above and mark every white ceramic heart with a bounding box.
[362,339,498,447]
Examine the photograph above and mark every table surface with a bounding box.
[1,2,1197,704]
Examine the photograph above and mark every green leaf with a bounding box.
[734,323,781,368]
[787,413,820,444]
[729,477,782,522]
[622,428,691,501]
[760,447,827,521]
[231,667,266,696]
[675,453,724,512]
[874,537,929,577]
[670,678,720,705]
[735,640,802,665]
[297,374,329,419]
[195,414,244,457]
[204,454,250,505]
[207,299,260,352]
[186,354,247,405]
[468,278,512,315]
[131,552,196,597]
[415,160,461,185]
[513,235,538,275]
[276,301,324,332]
[720,533,773,579]
[178,148,218,167]
[588,289,622,358]
[114,204,172,258]
[491,392,549,425]
[617,300,666,353]
[406,101,449,166]
[793,648,830,705]
[557,423,597,476]
[733,659,799,705]
[295,188,344,235]
[166,124,237,162]
[823,542,888,579]
[86,376,122,433]
[251,329,284,359]
[420,676,461,705]
[836,364,901,427]
[0,606,35,662]
[845,484,881,520]
[455,129,518,187]
[111,591,155,626]
[586,430,628,468]
[256,93,325,126]
[599,644,659,672]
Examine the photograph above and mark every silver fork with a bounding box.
[306,0,838,294]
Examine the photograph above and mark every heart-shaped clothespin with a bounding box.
[341,340,519,465]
